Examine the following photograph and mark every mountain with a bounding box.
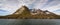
[0,6,60,19]
[0,5,31,19]
[13,5,31,19]
[30,9,60,19]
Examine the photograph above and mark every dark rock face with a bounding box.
[0,6,60,19]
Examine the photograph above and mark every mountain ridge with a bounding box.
[0,6,60,19]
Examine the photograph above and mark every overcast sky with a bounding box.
[0,0,60,16]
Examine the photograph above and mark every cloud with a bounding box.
[42,4,60,15]
[31,0,60,9]
[30,0,48,9]
[18,0,36,8]
[53,9,60,15]
[34,0,60,15]
[0,0,19,16]
[0,9,7,12]
[44,0,60,8]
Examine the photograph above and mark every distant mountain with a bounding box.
[0,6,60,19]
[30,9,60,19]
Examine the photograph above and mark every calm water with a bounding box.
[0,19,60,25]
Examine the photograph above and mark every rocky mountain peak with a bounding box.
[13,5,30,15]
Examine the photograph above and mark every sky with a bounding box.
[0,0,60,16]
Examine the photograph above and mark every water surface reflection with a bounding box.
[0,19,60,25]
